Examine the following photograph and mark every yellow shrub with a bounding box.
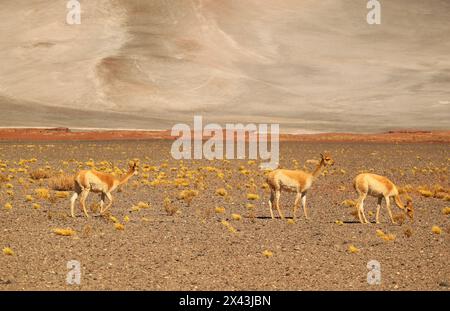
[418,189,433,197]
[442,207,450,215]
[48,174,74,191]
[348,245,360,254]
[231,213,242,221]
[247,193,260,200]
[431,225,442,234]
[4,202,12,210]
[215,206,226,214]
[2,247,14,256]
[137,201,150,209]
[35,188,50,199]
[114,223,125,231]
[215,188,228,196]
[262,250,273,258]
[341,199,356,207]
[53,228,76,236]
[55,191,70,199]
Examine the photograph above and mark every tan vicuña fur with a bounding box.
[267,153,334,220]
[353,173,414,224]
[70,161,138,218]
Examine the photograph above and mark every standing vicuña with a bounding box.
[267,153,334,220]
[353,173,414,224]
[70,161,138,218]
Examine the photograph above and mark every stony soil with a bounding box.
[0,141,448,290]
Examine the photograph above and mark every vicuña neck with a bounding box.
[119,170,134,185]
[312,160,325,178]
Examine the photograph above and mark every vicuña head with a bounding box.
[353,173,414,224]
[70,160,139,218]
[267,152,334,220]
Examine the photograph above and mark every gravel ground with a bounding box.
[0,141,448,290]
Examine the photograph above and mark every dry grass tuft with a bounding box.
[442,207,450,215]
[262,250,273,258]
[215,206,226,214]
[164,197,178,216]
[418,189,433,198]
[231,213,242,221]
[348,244,360,254]
[221,220,237,233]
[177,190,198,205]
[29,169,51,180]
[341,199,357,207]
[247,193,260,200]
[4,202,12,210]
[2,247,14,256]
[114,223,125,231]
[431,225,442,235]
[48,174,74,191]
[53,228,76,236]
[137,201,150,209]
[35,188,50,199]
[55,191,70,199]
[215,188,228,196]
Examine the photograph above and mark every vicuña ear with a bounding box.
[320,153,324,158]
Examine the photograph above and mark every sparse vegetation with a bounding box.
[48,174,74,191]
[52,228,76,236]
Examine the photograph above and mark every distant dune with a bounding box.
[0,0,449,132]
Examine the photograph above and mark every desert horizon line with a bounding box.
[0,126,448,136]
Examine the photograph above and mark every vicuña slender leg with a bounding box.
[99,192,106,213]
[70,192,79,218]
[101,192,113,214]
[385,196,396,224]
[359,197,369,224]
[79,189,90,218]
[293,191,301,220]
[356,194,367,224]
[268,190,275,219]
[301,192,308,219]
[376,197,382,224]
[275,190,284,219]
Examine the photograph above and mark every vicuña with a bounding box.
[267,153,334,220]
[70,161,138,217]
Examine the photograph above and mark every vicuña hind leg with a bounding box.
[268,190,275,219]
[376,197,382,224]
[293,192,301,220]
[275,190,284,219]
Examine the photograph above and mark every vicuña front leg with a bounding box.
[79,189,90,218]
[70,192,79,218]
[301,192,308,219]
[385,196,397,224]
[100,192,113,214]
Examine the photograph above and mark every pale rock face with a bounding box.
[0,0,449,132]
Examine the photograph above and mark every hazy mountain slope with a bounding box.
[0,0,449,132]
